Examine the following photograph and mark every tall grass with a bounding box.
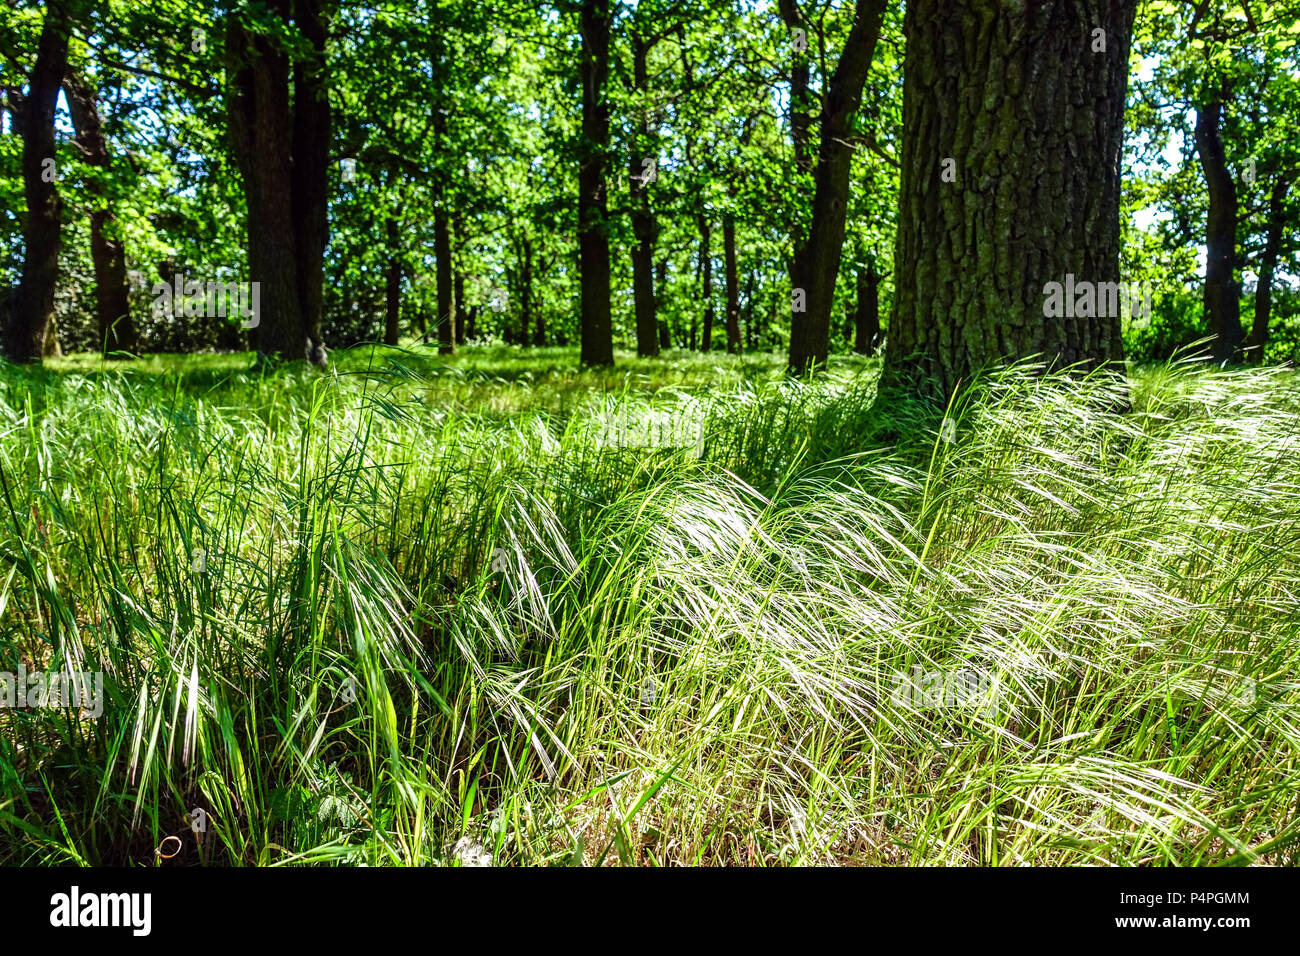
[1,346,1297,865]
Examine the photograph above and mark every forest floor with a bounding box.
[1,345,1298,865]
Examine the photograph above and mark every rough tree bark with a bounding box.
[227,2,305,364]
[787,0,887,374]
[5,5,70,363]
[883,0,1136,398]
[63,68,134,358]
[291,0,330,366]
[578,0,614,366]
[226,0,329,366]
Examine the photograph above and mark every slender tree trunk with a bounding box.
[1248,175,1291,362]
[291,0,330,367]
[655,259,670,349]
[578,0,613,366]
[787,0,887,374]
[1196,90,1241,364]
[698,216,714,352]
[519,236,533,346]
[227,3,304,363]
[723,214,741,353]
[433,175,454,354]
[777,0,813,315]
[883,0,1135,398]
[777,0,812,174]
[533,247,547,347]
[341,270,353,335]
[5,6,69,363]
[453,208,468,346]
[385,217,400,345]
[454,269,466,346]
[680,36,701,354]
[63,69,134,358]
[853,261,880,355]
[631,217,658,355]
[629,34,659,357]
[743,271,756,349]
[689,246,699,350]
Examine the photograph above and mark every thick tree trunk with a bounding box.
[787,0,886,374]
[291,0,330,367]
[228,4,305,363]
[5,7,69,363]
[698,216,714,352]
[385,217,400,345]
[533,307,546,347]
[723,214,741,354]
[578,0,614,366]
[1196,91,1241,364]
[44,317,62,358]
[883,0,1135,398]
[63,69,135,358]
[1248,175,1291,362]
[853,261,880,355]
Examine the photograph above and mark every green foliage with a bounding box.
[2,346,1299,865]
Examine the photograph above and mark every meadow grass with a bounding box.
[1,344,1297,866]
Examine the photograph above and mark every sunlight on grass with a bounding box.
[1,347,1297,866]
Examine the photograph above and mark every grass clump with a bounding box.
[1,346,1297,866]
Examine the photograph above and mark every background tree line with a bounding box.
[1,0,1296,392]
